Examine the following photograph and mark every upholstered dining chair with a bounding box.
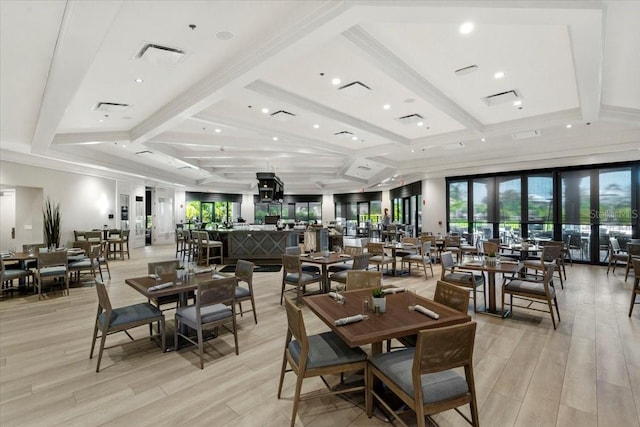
[147,260,182,311]
[346,269,382,291]
[280,254,323,305]
[523,244,564,289]
[90,280,165,372]
[1,257,32,296]
[607,237,628,275]
[367,321,479,427]
[367,242,393,273]
[234,259,257,324]
[174,276,239,369]
[630,258,640,317]
[624,243,640,282]
[277,298,368,427]
[503,262,560,329]
[285,245,320,274]
[328,245,363,273]
[440,251,485,313]
[96,240,111,280]
[35,251,69,299]
[329,253,370,290]
[401,241,434,279]
[68,244,100,285]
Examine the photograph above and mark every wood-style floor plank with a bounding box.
[1,244,639,426]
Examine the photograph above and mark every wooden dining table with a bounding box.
[304,287,471,355]
[383,242,419,276]
[457,259,522,317]
[299,252,352,293]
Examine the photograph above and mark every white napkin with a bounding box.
[339,254,351,258]
[148,273,160,279]
[334,314,363,326]
[212,274,224,279]
[414,304,439,319]
[299,253,309,257]
[328,292,345,302]
[383,287,405,294]
[148,282,173,292]
[313,256,324,260]
[195,267,212,274]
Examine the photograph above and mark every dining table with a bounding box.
[1,248,85,288]
[304,287,471,355]
[299,252,352,293]
[383,242,419,276]
[500,243,541,261]
[457,259,523,317]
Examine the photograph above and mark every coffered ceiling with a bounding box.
[1,1,639,194]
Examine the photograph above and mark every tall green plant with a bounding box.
[43,198,61,248]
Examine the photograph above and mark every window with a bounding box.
[498,177,521,243]
[526,174,554,241]
[598,168,633,260]
[448,181,468,234]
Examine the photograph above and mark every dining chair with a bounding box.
[234,259,257,324]
[502,262,560,329]
[367,321,479,427]
[396,236,419,258]
[96,240,111,280]
[107,229,124,260]
[147,260,182,311]
[285,245,320,274]
[196,231,223,266]
[523,245,564,289]
[329,253,370,290]
[607,237,628,275]
[630,258,640,317]
[346,269,382,291]
[280,254,323,305]
[624,243,640,282]
[440,251,485,313]
[367,242,393,273]
[401,241,434,279]
[277,298,368,427]
[175,228,187,259]
[174,276,239,369]
[35,251,69,299]
[68,244,100,285]
[90,280,165,372]
[1,257,32,296]
[328,245,363,273]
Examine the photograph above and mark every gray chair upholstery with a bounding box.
[367,322,479,427]
[367,242,393,272]
[1,257,32,295]
[285,245,320,274]
[402,241,434,279]
[175,276,239,369]
[35,251,69,299]
[280,254,322,305]
[278,298,368,427]
[329,253,370,290]
[90,280,165,372]
[440,251,485,312]
[69,244,100,285]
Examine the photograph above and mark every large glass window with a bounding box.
[448,181,468,234]
[598,168,633,260]
[562,171,591,262]
[499,177,521,244]
[472,180,491,239]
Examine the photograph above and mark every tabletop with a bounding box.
[126,270,228,299]
[304,287,471,351]
[299,252,352,265]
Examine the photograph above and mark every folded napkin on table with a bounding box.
[299,253,309,257]
[339,254,351,258]
[194,267,212,274]
[334,314,363,326]
[313,256,324,260]
[328,292,345,302]
[212,274,224,279]
[383,287,405,294]
[414,304,439,319]
[148,273,160,279]
[148,282,174,292]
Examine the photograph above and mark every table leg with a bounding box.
[322,264,330,293]
[478,272,510,318]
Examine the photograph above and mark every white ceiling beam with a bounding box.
[599,105,640,125]
[52,131,130,145]
[31,1,123,153]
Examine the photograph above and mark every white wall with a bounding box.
[422,177,447,235]
[0,190,16,249]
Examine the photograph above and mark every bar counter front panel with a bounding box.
[215,230,298,263]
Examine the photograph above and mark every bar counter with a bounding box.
[211,229,299,264]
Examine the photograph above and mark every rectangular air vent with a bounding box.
[135,43,185,65]
[396,113,424,125]
[135,150,153,155]
[334,130,355,139]
[357,165,372,171]
[482,89,521,106]
[454,65,478,76]
[270,110,296,122]
[512,129,541,140]
[338,81,371,97]
[443,142,465,150]
[94,102,130,112]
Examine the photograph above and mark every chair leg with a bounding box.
[277,352,288,399]
[90,322,99,359]
[554,296,561,322]
[96,329,108,372]
[630,289,637,317]
[547,298,557,329]
[251,295,258,324]
[197,326,204,369]
[290,373,305,427]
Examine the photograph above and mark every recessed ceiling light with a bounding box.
[313,124,320,129]
[261,108,269,114]
[481,138,486,142]
[122,145,126,148]
[566,124,572,128]
[215,128,221,133]
[459,22,474,34]
[513,100,522,107]
[135,78,143,83]
[383,104,391,110]
[272,136,278,141]
[98,119,104,122]
[494,71,505,79]
[411,149,415,153]
[331,78,341,85]
[417,121,424,127]
[215,31,234,41]
[351,136,358,141]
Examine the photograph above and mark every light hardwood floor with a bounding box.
[1,245,638,427]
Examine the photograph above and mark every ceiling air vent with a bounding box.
[337,81,371,97]
[135,43,185,65]
[270,110,296,122]
[396,113,424,125]
[512,129,541,140]
[135,150,153,155]
[454,65,478,76]
[94,102,130,112]
[482,89,521,106]
[334,130,355,139]
[444,142,465,150]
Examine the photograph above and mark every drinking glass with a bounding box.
[407,287,417,310]
[361,297,370,319]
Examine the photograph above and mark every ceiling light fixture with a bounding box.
[351,136,358,141]
[313,124,320,129]
[566,124,572,128]
[417,121,424,127]
[494,71,505,79]
[332,78,341,85]
[383,104,391,110]
[481,138,486,142]
[459,22,474,34]
[215,128,221,133]
[261,108,269,114]
[272,136,278,141]
[135,78,143,83]
[513,100,522,107]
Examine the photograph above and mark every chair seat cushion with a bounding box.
[505,279,552,297]
[285,272,322,283]
[403,254,429,263]
[329,270,348,282]
[302,265,321,274]
[2,269,31,280]
[235,286,251,298]
[99,302,162,328]
[68,255,89,263]
[69,259,98,269]
[523,260,554,269]
[443,272,484,286]
[176,303,232,324]
[327,264,350,273]
[370,255,391,263]
[372,348,469,404]
[288,331,367,369]
[38,266,67,276]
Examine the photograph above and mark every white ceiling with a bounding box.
[1,0,639,194]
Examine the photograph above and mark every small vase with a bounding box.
[372,297,386,314]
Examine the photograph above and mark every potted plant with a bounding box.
[372,287,386,313]
[43,198,61,249]
[486,251,497,266]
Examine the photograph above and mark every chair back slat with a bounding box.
[235,259,255,283]
[346,270,382,291]
[367,242,385,255]
[37,251,68,268]
[285,246,302,255]
[282,254,301,275]
[343,246,363,256]
[197,277,237,307]
[441,251,455,269]
[94,280,113,317]
[414,321,476,375]
[627,243,640,257]
[147,260,180,274]
[482,241,498,255]
[351,253,370,270]
[434,281,470,314]
[284,298,308,352]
